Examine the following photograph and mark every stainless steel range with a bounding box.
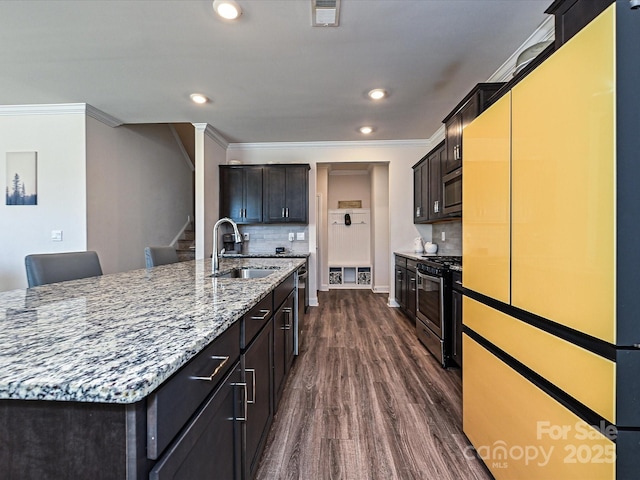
[415,256,461,368]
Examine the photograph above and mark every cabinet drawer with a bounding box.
[395,256,407,268]
[273,273,295,311]
[463,297,615,422]
[406,259,417,272]
[147,320,241,460]
[243,293,272,349]
[150,364,242,480]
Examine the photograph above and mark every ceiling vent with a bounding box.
[312,0,340,27]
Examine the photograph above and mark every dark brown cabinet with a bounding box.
[451,271,463,368]
[413,154,429,222]
[149,365,242,480]
[406,261,417,318]
[263,165,309,224]
[394,255,417,321]
[273,290,295,411]
[243,317,273,480]
[220,166,263,224]
[442,83,504,175]
[413,141,445,224]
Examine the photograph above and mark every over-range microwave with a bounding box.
[442,168,462,216]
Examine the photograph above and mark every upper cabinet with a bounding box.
[442,83,505,175]
[219,166,263,224]
[220,164,310,225]
[413,142,445,224]
[413,154,429,223]
[263,164,310,224]
[413,142,445,223]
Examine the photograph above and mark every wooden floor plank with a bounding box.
[255,289,491,480]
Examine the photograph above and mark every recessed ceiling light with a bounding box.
[359,126,374,135]
[213,0,242,20]
[368,89,387,100]
[190,93,209,104]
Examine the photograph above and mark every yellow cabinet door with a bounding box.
[463,93,511,303]
[511,5,616,343]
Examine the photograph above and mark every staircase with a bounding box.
[175,223,196,262]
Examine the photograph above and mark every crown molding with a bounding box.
[0,103,87,116]
[0,103,123,127]
[488,15,555,83]
[227,138,429,152]
[85,104,122,127]
[192,123,229,149]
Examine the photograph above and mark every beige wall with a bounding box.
[0,110,87,291]
[327,173,371,209]
[86,121,193,274]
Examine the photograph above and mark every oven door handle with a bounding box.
[417,271,442,284]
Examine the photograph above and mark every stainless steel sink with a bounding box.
[212,267,276,279]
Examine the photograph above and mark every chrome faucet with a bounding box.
[212,217,242,273]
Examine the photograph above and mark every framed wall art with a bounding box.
[6,152,37,206]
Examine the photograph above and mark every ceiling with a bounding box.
[0,1,550,144]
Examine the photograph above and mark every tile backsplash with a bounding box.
[231,225,310,255]
[431,220,461,256]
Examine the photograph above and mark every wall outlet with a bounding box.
[296,232,305,241]
[51,230,63,242]
[288,232,294,242]
[441,231,446,241]
[243,232,250,241]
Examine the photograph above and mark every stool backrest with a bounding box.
[144,246,179,268]
[25,251,103,287]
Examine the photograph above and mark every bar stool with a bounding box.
[144,246,180,268]
[25,251,103,287]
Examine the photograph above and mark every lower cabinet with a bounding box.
[149,364,242,480]
[273,290,295,411]
[394,255,417,321]
[243,318,273,480]
[450,271,463,368]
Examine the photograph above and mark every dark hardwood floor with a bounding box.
[256,289,492,480]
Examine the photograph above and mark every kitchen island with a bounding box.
[0,256,305,479]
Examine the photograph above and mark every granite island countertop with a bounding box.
[0,257,305,404]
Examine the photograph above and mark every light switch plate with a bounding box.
[51,230,63,242]
[441,231,446,241]
[288,232,294,241]
[296,232,305,241]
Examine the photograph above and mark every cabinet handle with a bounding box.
[286,207,289,218]
[282,307,292,330]
[416,206,421,217]
[250,309,271,321]
[239,209,243,218]
[191,356,229,381]
[231,382,248,421]
[246,368,256,404]
[282,207,285,218]
[434,200,439,213]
